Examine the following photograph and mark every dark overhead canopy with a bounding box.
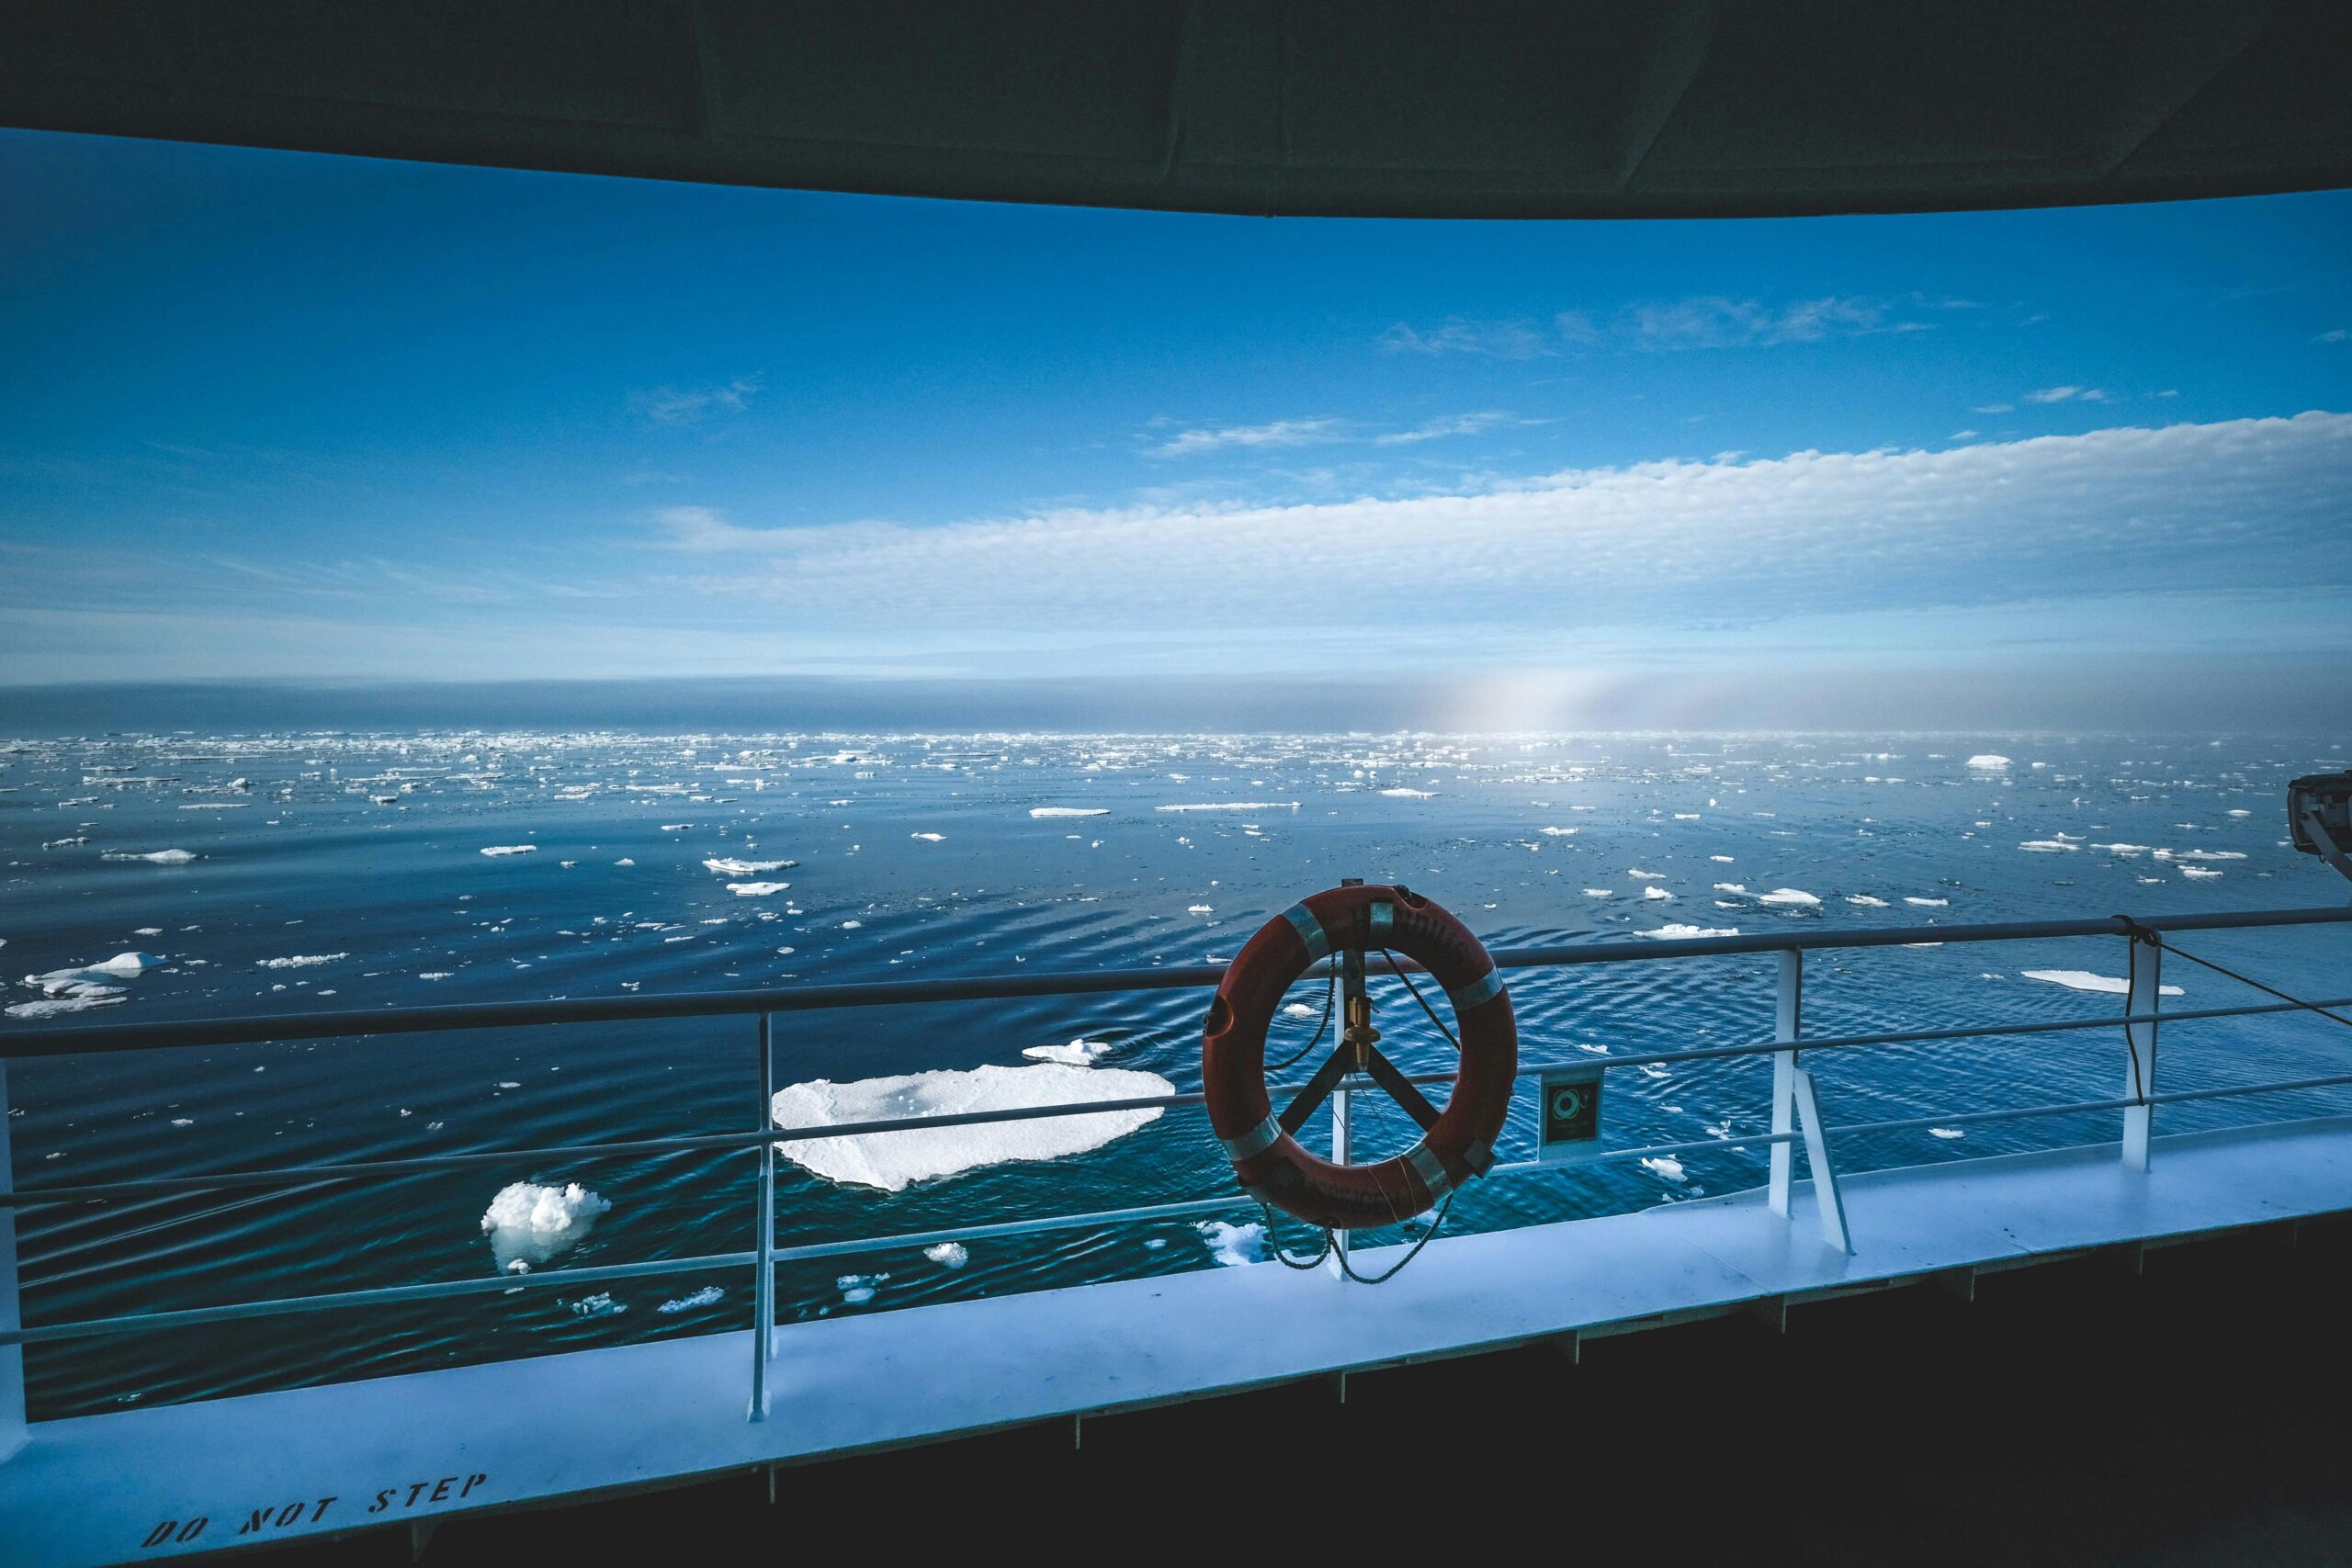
[3,1,2348,219]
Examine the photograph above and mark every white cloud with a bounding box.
[653,412,2352,660]
[2023,385,2108,404]
[630,377,761,426]
[1382,295,1933,357]
[1948,430,1979,442]
[1148,418,1345,457]
[2318,329,2348,344]
[1973,403,2014,414]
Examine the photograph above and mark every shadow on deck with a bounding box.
[264,1215,2352,1568]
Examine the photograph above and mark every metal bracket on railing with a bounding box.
[1767,949,1854,1254]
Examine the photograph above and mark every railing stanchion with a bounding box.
[749,1012,777,1422]
[0,1055,25,1461]
[1770,950,1801,1216]
[1768,948,1851,1251]
[2123,936,2162,1172]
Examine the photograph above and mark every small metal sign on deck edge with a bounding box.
[1536,1063,1605,1161]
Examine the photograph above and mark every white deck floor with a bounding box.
[7,1114,2352,1566]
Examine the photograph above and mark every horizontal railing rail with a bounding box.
[7,905,2348,1059]
[3,903,2349,1386]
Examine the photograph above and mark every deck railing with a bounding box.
[3,904,2349,1437]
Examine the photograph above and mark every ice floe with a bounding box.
[1538,827,1578,836]
[704,857,797,874]
[480,845,537,857]
[1029,807,1109,818]
[256,953,346,969]
[837,1272,887,1305]
[102,849,198,863]
[910,832,945,841]
[1928,1127,1966,1140]
[1758,888,1821,907]
[1643,886,1675,901]
[481,1180,612,1272]
[1640,1156,1688,1183]
[569,1293,626,1318]
[1380,788,1436,798]
[727,882,790,897]
[1966,755,2012,769]
[1904,897,1949,908]
[1644,924,1739,939]
[924,1242,971,1269]
[2020,970,2183,998]
[1157,803,1298,812]
[771,1062,1174,1191]
[1845,895,1890,908]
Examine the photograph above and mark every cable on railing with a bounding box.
[2118,915,2352,1037]
[1267,964,1338,1072]
[1379,947,1460,1052]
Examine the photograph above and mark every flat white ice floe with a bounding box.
[1538,826,1577,836]
[481,1180,612,1272]
[910,832,945,841]
[1281,1001,1318,1019]
[85,952,164,975]
[1156,802,1299,812]
[102,848,198,863]
[1905,897,1949,908]
[924,1242,971,1269]
[1029,807,1109,818]
[1196,1220,1267,1266]
[1966,755,2012,769]
[1643,924,1739,939]
[1379,787,1436,797]
[1643,886,1675,901]
[1758,888,1820,907]
[1846,895,1890,908]
[480,845,536,856]
[2018,840,2077,852]
[771,1062,1175,1191]
[1640,1156,1688,1183]
[256,953,346,969]
[1928,1127,1966,1140]
[569,1293,625,1318]
[727,882,790,897]
[2020,969,2183,997]
[1627,868,1666,880]
[704,857,796,874]
[6,994,127,1019]
[2181,865,2223,879]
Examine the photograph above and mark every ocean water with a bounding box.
[5,729,2349,1418]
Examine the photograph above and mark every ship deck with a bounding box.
[10,1112,2352,1565]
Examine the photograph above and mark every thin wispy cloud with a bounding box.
[630,376,762,427]
[1373,411,1539,446]
[1973,402,2015,414]
[2024,385,2108,404]
[651,412,2352,662]
[2318,329,2348,344]
[1378,319,1560,359]
[1148,418,1346,457]
[1384,295,1938,357]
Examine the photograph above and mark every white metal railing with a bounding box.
[2,903,2349,1451]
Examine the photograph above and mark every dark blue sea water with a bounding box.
[5,729,2348,1418]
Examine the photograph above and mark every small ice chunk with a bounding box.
[1643,924,1739,939]
[85,952,164,975]
[1640,1156,1688,1183]
[1029,807,1109,818]
[705,857,797,874]
[1905,897,1949,908]
[2018,840,2077,853]
[1966,755,2012,769]
[1643,886,1675,901]
[257,953,346,969]
[2181,865,2223,879]
[1282,1001,1318,1019]
[1928,1127,1966,1140]
[727,882,790,897]
[569,1292,626,1318]
[910,832,945,841]
[480,845,537,857]
[1713,883,1747,895]
[1188,904,1214,914]
[1538,827,1578,836]
[1758,888,1820,907]
[841,919,863,930]
[1627,869,1666,880]
[1023,1037,1111,1066]
[923,1242,971,1269]
[1196,1221,1267,1267]
[1380,788,1436,798]
[837,1272,887,1305]
[656,1286,725,1314]
[481,1181,612,1271]
[1583,888,1615,897]
[103,848,198,863]
[6,994,127,1019]
[1846,895,1890,908]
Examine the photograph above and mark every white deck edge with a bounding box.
[6,1113,2352,1566]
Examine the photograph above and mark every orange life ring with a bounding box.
[1202,884,1516,1230]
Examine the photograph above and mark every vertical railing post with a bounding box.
[1767,948,1851,1252]
[1769,949,1800,1216]
[749,1012,776,1422]
[0,1055,25,1461]
[1327,1085,1351,1279]
[2122,935,2161,1172]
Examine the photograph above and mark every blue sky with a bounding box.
[2,129,2346,727]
